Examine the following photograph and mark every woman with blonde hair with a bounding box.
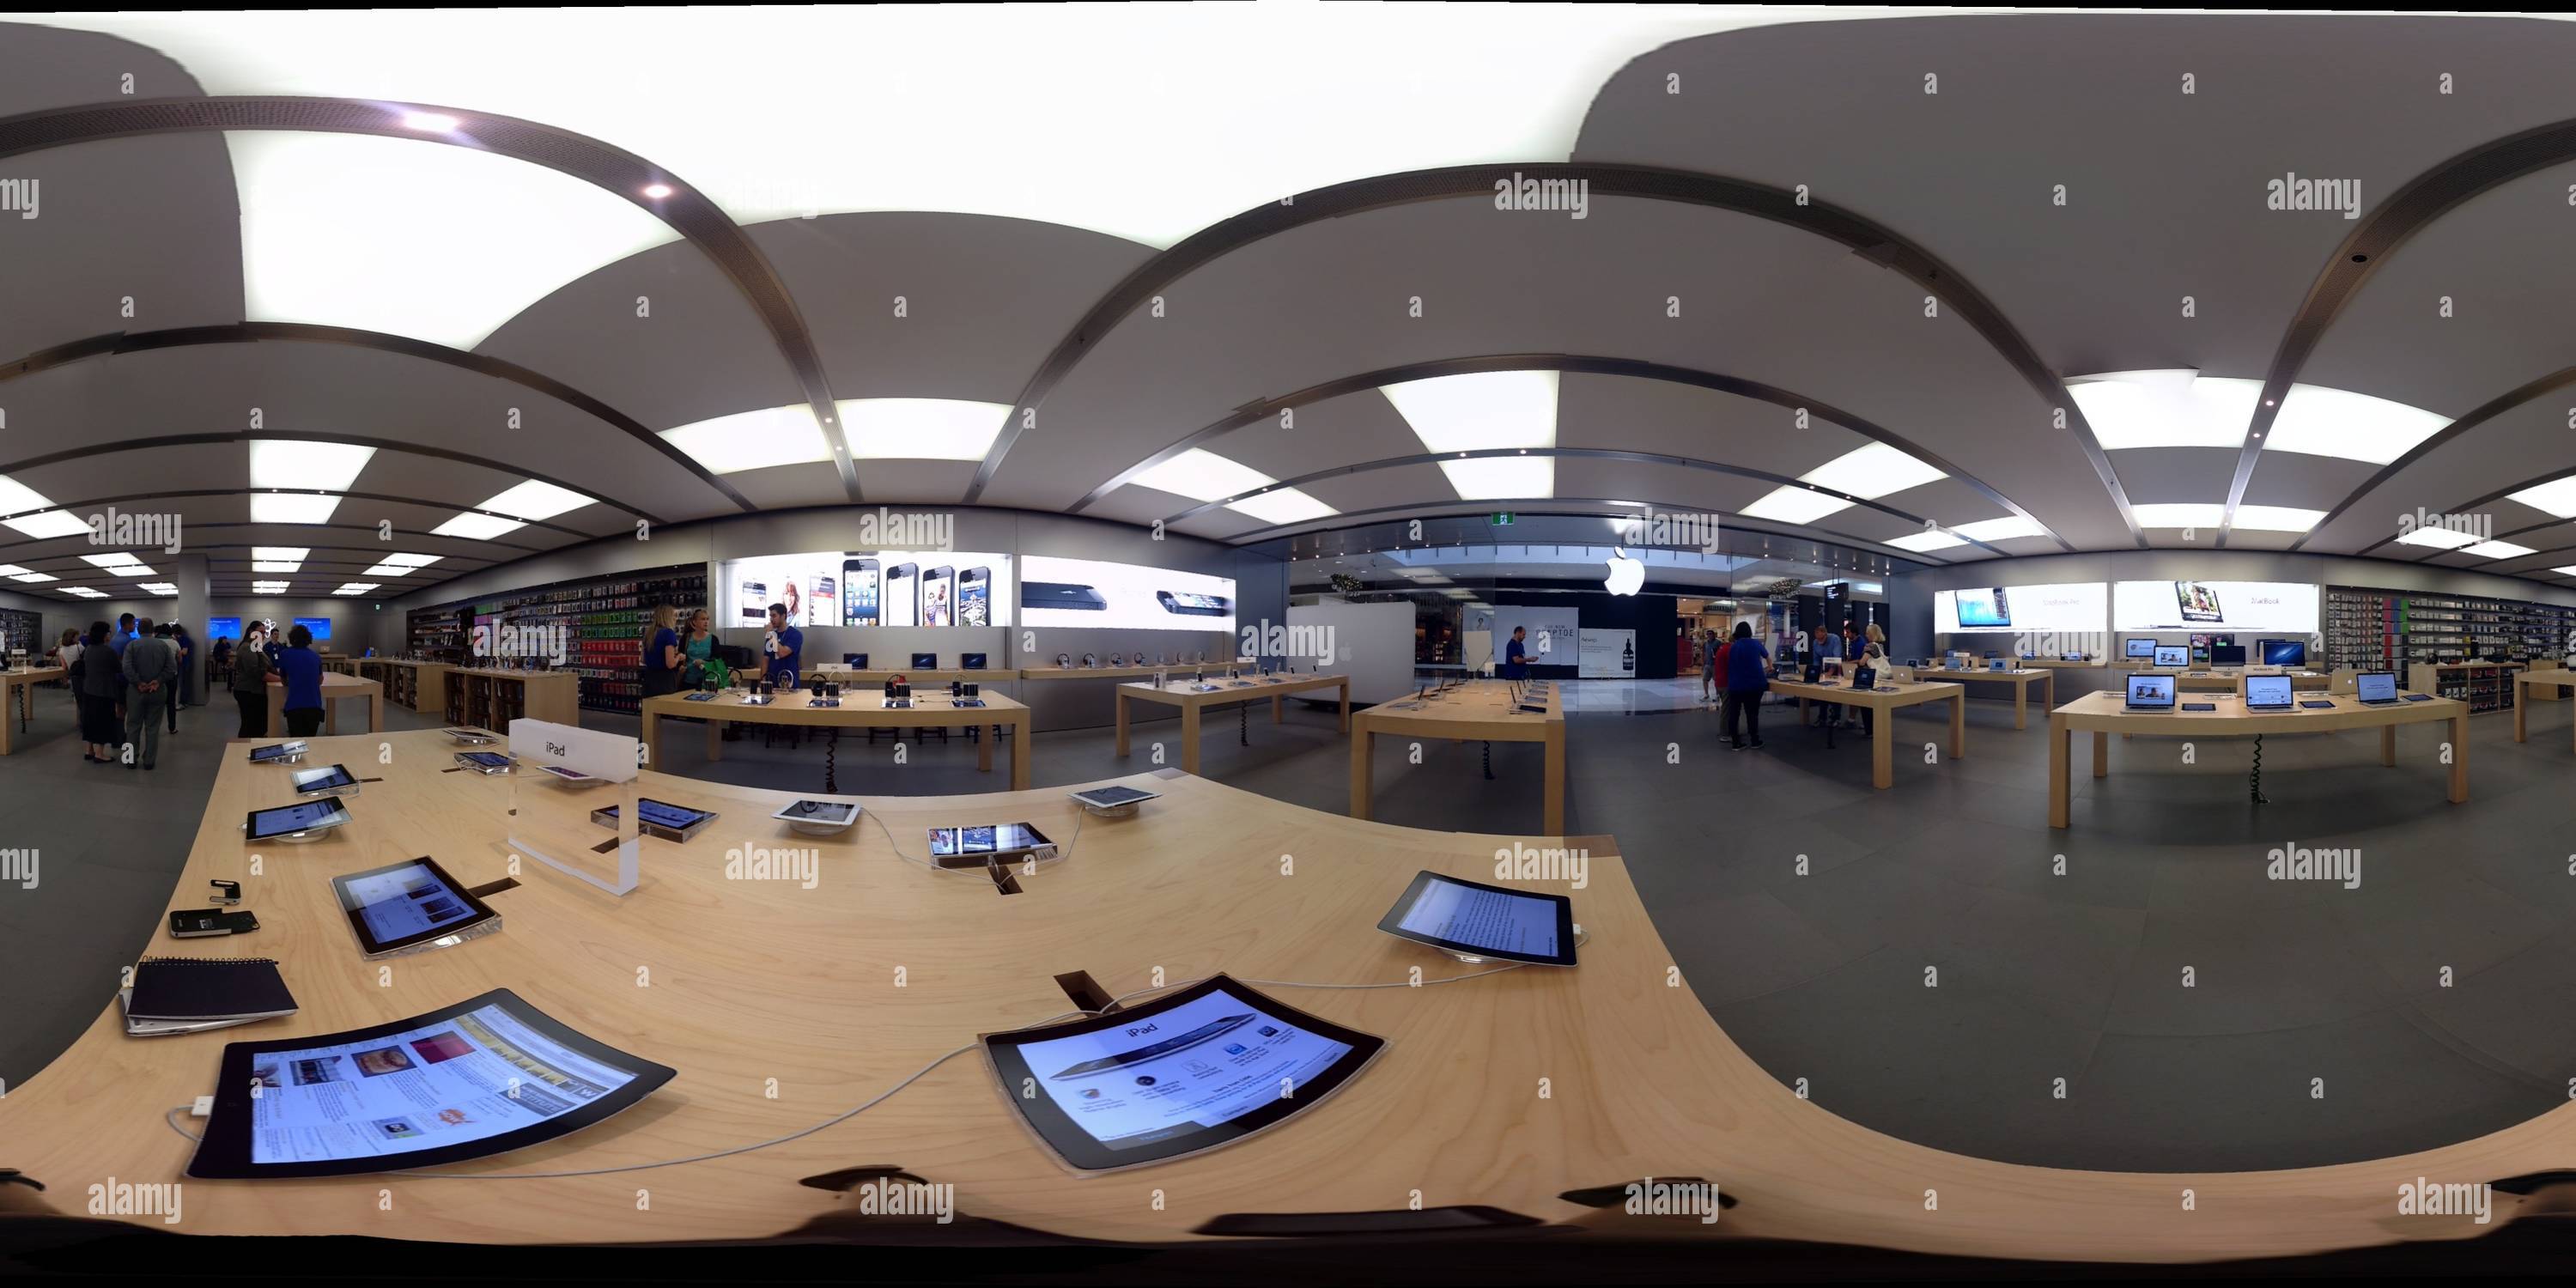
[641,603,684,698]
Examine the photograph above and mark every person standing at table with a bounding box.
[274,623,325,736]
[680,607,716,686]
[230,623,273,738]
[120,623,176,770]
[1811,624,1844,728]
[1724,621,1769,750]
[77,622,122,764]
[641,604,684,699]
[1501,625,1529,680]
[172,622,197,713]
[763,602,803,686]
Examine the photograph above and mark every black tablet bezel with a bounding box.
[243,798,353,841]
[189,987,674,1179]
[453,750,513,772]
[590,798,718,838]
[330,854,501,958]
[981,975,1385,1175]
[289,762,358,795]
[773,798,860,826]
[1375,870,1579,967]
[248,740,307,763]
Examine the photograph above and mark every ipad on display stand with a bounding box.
[249,740,310,765]
[774,799,861,835]
[290,763,361,799]
[1376,870,1581,967]
[243,799,355,843]
[330,855,502,960]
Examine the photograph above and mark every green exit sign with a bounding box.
[1490,513,1515,526]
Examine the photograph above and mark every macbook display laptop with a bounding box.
[2152,644,2190,668]
[2243,675,2293,710]
[2124,673,2177,712]
[2356,671,2400,705]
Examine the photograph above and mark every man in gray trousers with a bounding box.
[122,624,178,770]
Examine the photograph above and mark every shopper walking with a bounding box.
[1723,622,1769,750]
[231,623,273,738]
[121,623,178,770]
[275,624,325,737]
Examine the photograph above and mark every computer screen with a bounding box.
[2357,671,2397,702]
[2127,674,2176,707]
[2244,675,2293,707]
[2261,640,2307,667]
[294,616,332,643]
[2124,637,2157,659]
[1954,587,2012,629]
[2153,645,2190,668]
[2209,644,2246,666]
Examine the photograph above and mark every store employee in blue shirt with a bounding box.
[763,603,803,685]
[1501,626,1528,680]
[274,623,327,736]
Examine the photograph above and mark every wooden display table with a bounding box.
[1906,664,2052,729]
[2117,665,2331,693]
[2513,669,2576,751]
[357,658,452,712]
[262,671,383,734]
[445,667,580,732]
[641,688,1030,789]
[1768,677,1967,787]
[2046,690,2470,829]
[1113,672,1351,777]
[0,664,65,755]
[1351,679,1564,834]
[810,666,1009,688]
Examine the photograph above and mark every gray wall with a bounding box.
[385,505,1291,730]
[1892,550,2576,699]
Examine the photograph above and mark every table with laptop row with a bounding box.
[2048,666,2468,828]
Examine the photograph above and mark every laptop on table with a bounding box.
[2242,674,2294,711]
[2124,674,2177,713]
[2354,671,2401,706]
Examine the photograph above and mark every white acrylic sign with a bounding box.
[508,719,643,896]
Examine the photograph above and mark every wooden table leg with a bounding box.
[1542,722,1566,834]
[641,709,659,766]
[1008,712,1029,790]
[2451,713,2470,804]
[1272,693,1284,724]
[1181,704,1201,775]
[2050,717,2070,829]
[2093,730,2108,778]
[1950,694,1965,760]
[2380,724,2397,768]
[1338,679,1350,732]
[0,683,13,756]
[1115,690,1131,758]
[370,693,383,733]
[1349,726,1372,821]
[977,716,993,774]
[2044,670,2055,714]
[326,696,338,734]
[1870,715,1894,788]
[705,715,723,762]
[1797,696,1808,724]
[2014,678,2027,730]
[2515,685,2528,742]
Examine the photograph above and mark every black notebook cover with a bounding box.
[129,957,298,1021]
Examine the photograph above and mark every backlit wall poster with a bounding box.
[2112,580,2319,633]
[1467,607,1579,668]
[1935,582,2106,634]
[1577,629,1637,678]
[1018,556,1236,633]
[721,551,1015,628]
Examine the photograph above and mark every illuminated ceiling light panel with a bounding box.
[64,587,107,598]
[140,582,178,595]
[433,477,597,541]
[2263,385,2447,464]
[1950,516,2048,542]
[252,580,291,593]
[361,564,411,577]
[44,9,1751,246]
[226,131,680,350]
[2394,526,2481,550]
[1738,486,1852,526]
[2232,505,2328,532]
[659,404,831,473]
[333,583,380,595]
[252,562,302,573]
[0,473,89,539]
[2509,477,2576,519]
[250,440,375,491]
[1435,456,1552,502]
[1799,443,1944,500]
[109,564,158,577]
[1382,371,1558,456]
[2463,540,2537,559]
[1130,448,1340,526]
[840,399,1014,460]
[0,565,26,576]
[81,552,143,567]
[252,546,312,562]
[2554,567,2576,577]
[381,553,445,568]
[8,572,58,583]
[2066,370,2259,450]
[1886,530,1967,553]
[2132,503,2228,529]
[251,493,343,525]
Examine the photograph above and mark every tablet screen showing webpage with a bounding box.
[341,860,480,946]
[251,799,345,836]
[245,1000,641,1165]
[1012,987,1352,1152]
[1394,875,1561,958]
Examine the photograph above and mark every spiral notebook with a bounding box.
[121,957,298,1036]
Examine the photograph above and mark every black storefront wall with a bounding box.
[1489,586,1681,679]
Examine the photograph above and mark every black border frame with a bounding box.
[246,740,307,763]
[289,763,358,795]
[242,798,353,841]
[981,975,1385,1176]
[1375,870,1579,968]
[330,855,500,958]
[188,987,675,1179]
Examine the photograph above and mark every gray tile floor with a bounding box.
[6,681,2573,1172]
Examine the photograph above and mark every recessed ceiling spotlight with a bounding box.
[402,112,460,132]
[642,183,674,199]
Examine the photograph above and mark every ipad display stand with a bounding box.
[1431,924,1587,966]
[508,719,642,896]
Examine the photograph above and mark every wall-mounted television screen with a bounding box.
[293,617,332,643]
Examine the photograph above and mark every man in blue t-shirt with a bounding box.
[274,623,327,736]
[763,603,803,685]
[1500,626,1528,680]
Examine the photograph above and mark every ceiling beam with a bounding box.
[2293,362,2576,554]
[0,439,651,530]
[0,94,860,501]
[963,161,2132,548]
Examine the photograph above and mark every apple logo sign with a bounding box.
[1602,547,1645,596]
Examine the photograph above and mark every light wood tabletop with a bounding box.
[2046,690,2470,829]
[1113,671,1352,777]
[1767,677,1967,787]
[2513,670,2576,753]
[1906,664,2052,729]
[1351,680,1564,834]
[9,726,2576,1258]
[641,688,1030,789]
[2117,665,2331,693]
[263,671,384,736]
[0,664,66,755]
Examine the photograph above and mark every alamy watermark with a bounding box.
[1624,1176,1721,1224]
[88,1176,180,1224]
[2266,171,2360,220]
[88,507,182,555]
[471,622,569,664]
[2396,1177,2491,1224]
[1613,507,1722,555]
[0,847,35,890]
[2394,507,2490,545]
[1493,171,1588,221]
[725,839,818,889]
[854,507,952,551]
[2266,840,2359,890]
[1496,841,1587,890]
[0,177,36,220]
[1239,619,1337,665]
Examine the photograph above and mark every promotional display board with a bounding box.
[1935,583,2105,634]
[1577,629,1637,678]
[2113,580,2318,633]
[721,551,1015,629]
[1018,556,1236,634]
[1468,608,1578,670]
